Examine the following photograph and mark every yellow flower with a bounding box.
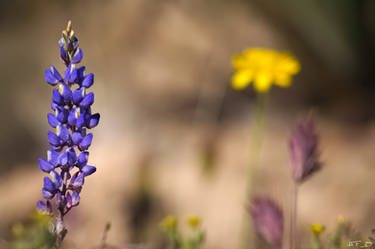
[231,48,300,92]
[31,211,51,225]
[186,216,201,229]
[161,215,177,231]
[311,224,325,235]
[337,215,344,224]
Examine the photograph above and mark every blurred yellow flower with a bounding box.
[161,215,177,231]
[337,215,345,224]
[31,211,52,225]
[231,48,300,92]
[186,216,201,229]
[311,224,325,235]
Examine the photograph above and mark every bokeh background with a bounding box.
[1,0,375,248]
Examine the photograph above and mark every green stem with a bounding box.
[290,181,298,249]
[53,228,67,249]
[240,92,269,249]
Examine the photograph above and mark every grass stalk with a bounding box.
[239,92,268,249]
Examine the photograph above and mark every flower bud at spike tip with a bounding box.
[66,21,72,33]
[37,22,100,234]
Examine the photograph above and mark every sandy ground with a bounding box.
[2,112,375,249]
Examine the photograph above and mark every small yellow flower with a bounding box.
[31,211,51,225]
[186,216,201,229]
[337,215,344,224]
[161,215,177,231]
[311,224,325,235]
[231,48,300,92]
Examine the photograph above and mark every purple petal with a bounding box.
[70,172,78,186]
[69,67,78,83]
[79,133,93,151]
[81,165,96,176]
[76,114,85,129]
[72,132,83,145]
[52,89,64,105]
[38,158,54,173]
[73,88,85,105]
[47,149,59,167]
[66,192,72,209]
[47,113,59,128]
[58,152,69,167]
[37,200,52,215]
[52,145,63,152]
[50,65,63,81]
[56,125,70,143]
[44,66,62,86]
[48,131,61,146]
[50,170,63,188]
[73,173,84,187]
[42,188,54,199]
[45,69,57,85]
[67,147,77,166]
[88,113,100,128]
[71,191,80,206]
[77,151,89,168]
[70,173,85,190]
[80,92,94,108]
[51,100,58,111]
[72,37,79,49]
[37,200,46,210]
[55,191,65,209]
[60,46,69,65]
[56,107,69,123]
[58,38,64,47]
[75,66,86,84]
[43,176,56,192]
[64,64,72,82]
[68,107,80,126]
[71,48,83,64]
[84,111,91,126]
[82,73,94,88]
[59,38,65,47]
[58,83,73,104]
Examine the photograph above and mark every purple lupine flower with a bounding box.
[250,197,284,249]
[37,21,100,240]
[289,116,320,183]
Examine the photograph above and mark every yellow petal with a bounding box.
[160,216,177,231]
[231,69,253,90]
[337,215,344,224]
[186,216,201,228]
[232,54,248,69]
[311,224,325,235]
[274,73,292,87]
[254,71,272,92]
[276,53,301,74]
[245,49,276,69]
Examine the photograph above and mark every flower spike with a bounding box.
[37,21,100,242]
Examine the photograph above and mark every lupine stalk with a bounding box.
[37,21,100,246]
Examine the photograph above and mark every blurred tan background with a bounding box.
[1,0,375,248]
